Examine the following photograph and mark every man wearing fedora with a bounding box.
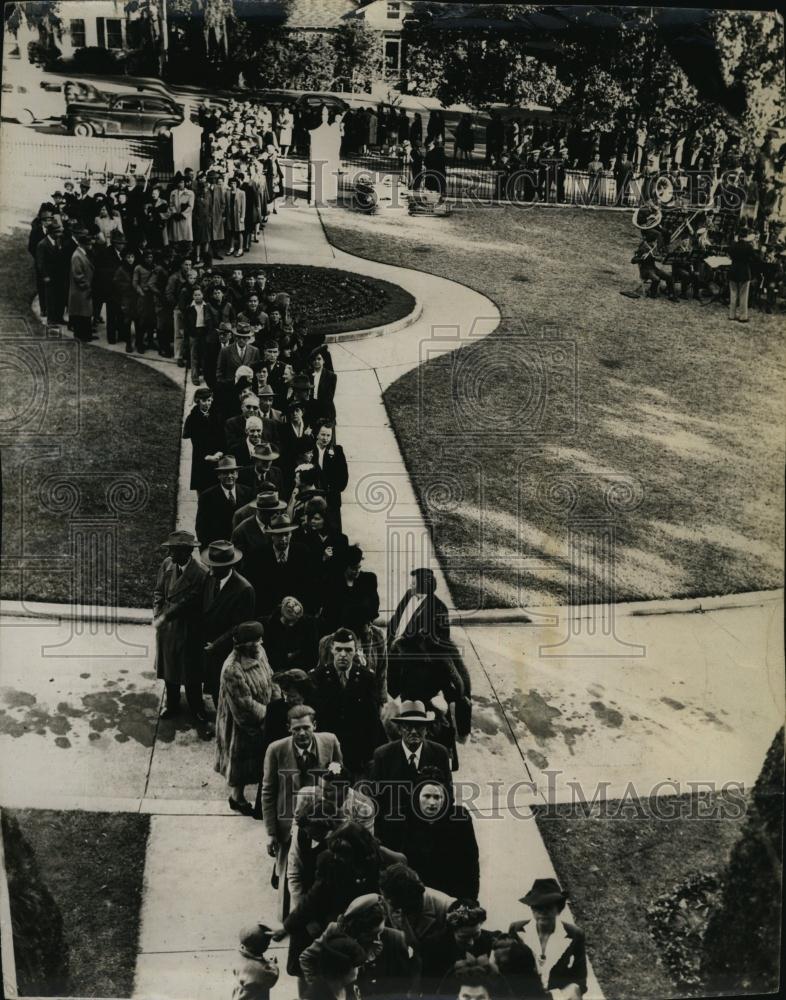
[196,455,254,548]
[153,530,209,721]
[233,468,281,529]
[500,878,587,1000]
[232,488,286,566]
[368,699,452,851]
[309,627,386,779]
[68,227,96,342]
[36,219,68,326]
[249,512,314,616]
[93,229,126,343]
[217,323,260,394]
[199,540,256,710]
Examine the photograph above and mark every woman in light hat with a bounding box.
[215,619,276,815]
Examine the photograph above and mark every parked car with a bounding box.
[64,90,184,138]
[0,71,101,125]
[295,93,349,129]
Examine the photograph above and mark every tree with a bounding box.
[332,21,382,94]
[3,1,62,63]
[700,727,783,994]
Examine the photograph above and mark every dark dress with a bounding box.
[399,805,480,901]
[182,405,224,492]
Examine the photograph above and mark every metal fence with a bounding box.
[338,152,648,208]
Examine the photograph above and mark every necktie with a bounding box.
[175,565,183,579]
[227,490,235,505]
[339,670,348,687]
[408,753,417,770]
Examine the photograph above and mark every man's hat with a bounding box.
[235,326,254,339]
[203,540,243,566]
[258,384,275,398]
[411,567,436,585]
[263,338,279,350]
[286,399,305,414]
[395,700,435,724]
[79,178,90,188]
[110,230,127,247]
[291,374,312,392]
[250,490,286,512]
[215,455,241,472]
[252,442,280,464]
[518,878,567,908]
[233,620,264,643]
[266,513,298,535]
[161,529,199,547]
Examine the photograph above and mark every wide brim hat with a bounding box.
[266,514,298,534]
[250,490,286,511]
[395,700,435,724]
[519,878,567,908]
[110,231,127,246]
[203,539,243,566]
[252,443,280,463]
[234,327,255,339]
[215,456,242,472]
[162,530,199,547]
[258,384,275,398]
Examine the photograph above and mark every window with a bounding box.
[384,38,401,74]
[386,1,401,19]
[143,98,171,114]
[106,18,123,49]
[114,98,142,111]
[70,18,86,47]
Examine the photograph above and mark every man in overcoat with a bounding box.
[68,227,95,342]
[199,540,256,709]
[206,170,227,258]
[153,530,208,721]
[196,455,254,548]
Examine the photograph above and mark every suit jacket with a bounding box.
[93,243,123,295]
[68,246,94,317]
[311,368,337,422]
[195,482,254,547]
[184,301,218,342]
[309,663,386,775]
[216,342,260,387]
[35,236,67,285]
[506,919,588,996]
[224,412,284,453]
[314,444,348,509]
[225,188,247,230]
[369,739,452,850]
[245,539,314,616]
[153,555,208,684]
[200,569,256,690]
[261,731,343,842]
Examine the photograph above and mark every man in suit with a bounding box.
[92,229,125,342]
[309,627,386,780]
[153,530,208,721]
[368,700,452,851]
[224,393,263,452]
[310,347,337,423]
[76,178,96,225]
[206,170,226,258]
[195,456,254,547]
[35,220,67,325]
[313,421,349,532]
[258,384,284,426]
[261,703,342,911]
[68,227,96,342]
[225,176,246,257]
[232,468,282,529]
[246,513,313,616]
[199,540,256,708]
[216,324,259,394]
[231,488,285,568]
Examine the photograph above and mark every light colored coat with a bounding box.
[225,187,247,232]
[207,183,226,241]
[261,732,342,844]
[214,649,274,786]
[168,187,195,242]
[68,245,94,317]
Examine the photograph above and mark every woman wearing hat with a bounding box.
[215,620,276,815]
[399,765,479,902]
[300,892,416,998]
[498,879,587,1000]
[297,925,365,1000]
[428,903,507,997]
[296,496,348,580]
[182,387,224,493]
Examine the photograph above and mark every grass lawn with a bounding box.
[218,263,416,338]
[321,205,785,608]
[3,808,149,997]
[533,793,748,1000]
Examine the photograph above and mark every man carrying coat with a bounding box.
[153,530,208,722]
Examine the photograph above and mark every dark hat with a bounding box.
[274,667,309,689]
[286,399,305,414]
[250,490,286,511]
[110,230,127,247]
[252,442,280,464]
[317,930,366,975]
[233,620,264,644]
[161,530,199,547]
[519,878,567,908]
[266,513,298,535]
[291,375,311,392]
[203,540,243,567]
[395,700,435,724]
[263,338,279,350]
[411,567,436,584]
[79,178,90,188]
[215,455,241,472]
[194,387,213,401]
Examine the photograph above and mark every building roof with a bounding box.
[234,0,359,28]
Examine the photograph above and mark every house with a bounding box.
[57,0,131,58]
